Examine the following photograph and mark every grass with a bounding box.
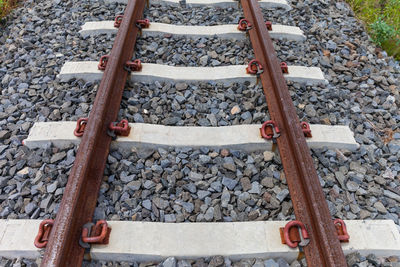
[345,0,400,60]
[0,0,16,21]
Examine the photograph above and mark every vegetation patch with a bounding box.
[0,0,16,21]
[346,0,400,60]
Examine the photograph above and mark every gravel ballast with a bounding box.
[0,0,399,265]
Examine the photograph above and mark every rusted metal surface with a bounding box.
[280,219,350,245]
[41,0,146,265]
[334,219,350,242]
[265,21,272,31]
[260,120,280,140]
[238,18,253,31]
[282,221,310,249]
[280,62,288,74]
[124,59,142,72]
[114,15,124,28]
[301,121,312,138]
[74,118,88,137]
[98,55,109,70]
[81,220,111,245]
[108,119,131,136]
[34,219,54,249]
[240,0,347,265]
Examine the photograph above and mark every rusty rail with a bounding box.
[240,0,347,266]
[41,0,146,266]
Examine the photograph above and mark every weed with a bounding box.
[346,0,400,60]
[0,0,15,20]
[370,17,397,46]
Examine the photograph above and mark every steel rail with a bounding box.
[41,0,146,266]
[240,0,347,266]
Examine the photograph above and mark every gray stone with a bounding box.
[335,171,346,188]
[261,177,274,188]
[24,202,37,215]
[221,188,230,207]
[197,190,211,200]
[153,197,169,209]
[373,201,387,214]
[248,182,261,194]
[276,189,289,202]
[204,207,214,221]
[305,105,317,117]
[223,162,236,172]
[346,181,359,192]
[181,202,194,213]
[222,177,237,190]
[127,180,141,191]
[264,259,279,267]
[199,155,211,164]
[50,152,66,163]
[177,260,191,267]
[175,83,188,91]
[189,171,203,182]
[276,258,289,267]
[133,113,144,123]
[120,172,135,183]
[384,190,400,202]
[199,55,209,66]
[263,151,274,162]
[47,181,58,193]
[162,257,177,267]
[142,199,152,210]
[164,214,176,222]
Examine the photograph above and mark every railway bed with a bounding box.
[0,0,399,266]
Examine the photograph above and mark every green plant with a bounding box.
[0,0,14,20]
[346,0,400,60]
[370,17,398,46]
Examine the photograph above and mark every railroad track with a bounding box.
[0,0,399,266]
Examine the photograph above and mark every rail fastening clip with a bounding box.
[260,120,281,140]
[74,118,88,137]
[280,62,289,74]
[34,219,55,248]
[246,59,264,75]
[80,220,111,249]
[108,119,131,138]
[124,59,142,72]
[114,15,124,28]
[300,121,312,138]
[283,220,310,249]
[334,218,350,242]
[265,21,272,31]
[98,55,110,71]
[238,18,253,32]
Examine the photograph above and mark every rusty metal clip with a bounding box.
[334,219,350,242]
[300,121,312,138]
[238,19,253,32]
[246,59,264,75]
[74,118,88,137]
[136,19,150,29]
[260,120,280,140]
[283,221,310,248]
[136,19,150,36]
[114,15,124,28]
[108,119,131,137]
[124,59,142,72]
[265,21,272,31]
[80,220,111,248]
[280,62,289,74]
[34,219,54,248]
[98,55,109,71]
